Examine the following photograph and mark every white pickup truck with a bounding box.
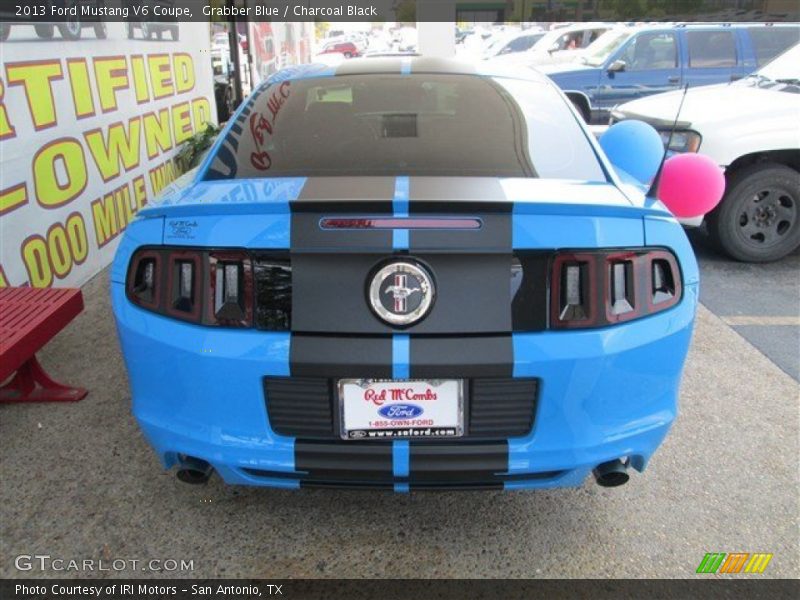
[610,44,800,262]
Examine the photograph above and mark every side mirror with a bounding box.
[548,43,559,53]
[607,59,626,73]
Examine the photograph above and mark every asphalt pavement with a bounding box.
[1,244,798,579]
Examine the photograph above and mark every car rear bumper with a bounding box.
[113,282,697,491]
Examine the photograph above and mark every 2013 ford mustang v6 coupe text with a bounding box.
[112,58,698,491]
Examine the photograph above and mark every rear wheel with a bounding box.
[35,25,55,39]
[94,22,107,39]
[706,162,800,262]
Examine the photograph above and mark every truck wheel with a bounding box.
[707,162,800,262]
[35,25,55,39]
[58,20,82,40]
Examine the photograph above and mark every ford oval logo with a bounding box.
[378,404,424,419]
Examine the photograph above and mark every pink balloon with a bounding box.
[657,153,725,218]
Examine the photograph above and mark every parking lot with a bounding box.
[1,235,797,580]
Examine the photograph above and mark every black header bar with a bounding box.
[1,0,798,23]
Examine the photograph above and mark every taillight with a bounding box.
[167,252,201,320]
[126,248,253,327]
[128,251,160,309]
[550,249,681,329]
[208,251,253,326]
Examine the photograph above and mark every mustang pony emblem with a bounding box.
[384,274,421,313]
[368,261,435,326]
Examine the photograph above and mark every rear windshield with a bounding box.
[204,73,606,182]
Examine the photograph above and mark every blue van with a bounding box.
[541,23,800,123]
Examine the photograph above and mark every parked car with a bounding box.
[487,22,613,66]
[611,43,800,262]
[0,0,107,41]
[542,23,800,123]
[124,0,179,41]
[320,40,359,58]
[482,29,545,60]
[113,58,699,491]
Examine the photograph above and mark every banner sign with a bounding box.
[0,21,215,288]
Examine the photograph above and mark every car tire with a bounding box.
[706,162,800,262]
[0,24,10,42]
[127,23,135,39]
[94,23,107,39]
[58,20,82,40]
[35,25,55,39]
[170,26,179,41]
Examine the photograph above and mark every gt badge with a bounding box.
[369,261,435,326]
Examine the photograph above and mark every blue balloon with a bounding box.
[599,120,664,184]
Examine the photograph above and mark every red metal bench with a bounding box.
[0,287,87,403]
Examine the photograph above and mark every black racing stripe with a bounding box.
[409,441,509,484]
[410,482,503,491]
[290,176,395,212]
[291,254,385,333]
[409,57,479,75]
[290,177,394,251]
[407,177,512,251]
[409,253,512,334]
[409,336,513,378]
[334,57,404,76]
[294,441,393,483]
[408,177,511,210]
[290,334,392,378]
[300,481,394,491]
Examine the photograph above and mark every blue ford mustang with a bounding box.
[112,58,698,491]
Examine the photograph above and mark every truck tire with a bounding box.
[58,20,82,40]
[706,162,800,262]
[35,25,55,39]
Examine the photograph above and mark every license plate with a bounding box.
[338,379,464,440]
